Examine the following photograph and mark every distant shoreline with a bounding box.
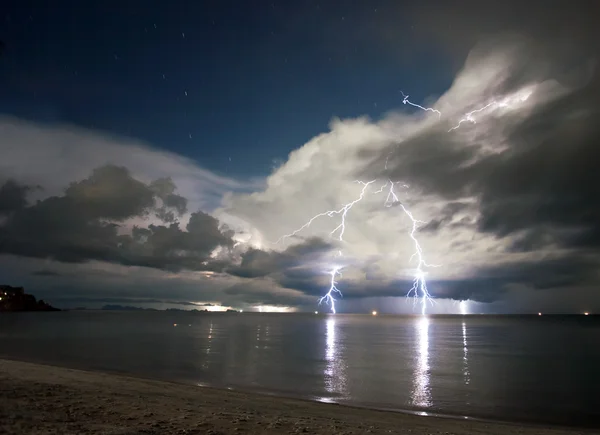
[0,285,60,312]
[37,307,599,316]
[0,358,592,435]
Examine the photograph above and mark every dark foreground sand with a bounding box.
[0,359,592,435]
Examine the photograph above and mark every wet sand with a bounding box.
[0,359,591,434]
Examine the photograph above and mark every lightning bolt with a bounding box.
[448,89,532,132]
[398,88,532,132]
[276,178,439,315]
[448,101,497,132]
[275,180,375,245]
[385,92,441,171]
[375,180,440,315]
[400,91,442,119]
[274,86,533,315]
[275,180,376,312]
[320,267,343,314]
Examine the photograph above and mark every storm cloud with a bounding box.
[2,11,600,312]
[0,165,234,272]
[220,34,600,312]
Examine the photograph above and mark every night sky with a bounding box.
[1,0,599,313]
[1,1,452,177]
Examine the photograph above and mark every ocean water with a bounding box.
[1,311,599,426]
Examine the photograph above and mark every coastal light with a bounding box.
[538,313,542,316]
[372,311,378,316]
[314,311,318,314]
[584,312,589,316]
[254,305,295,313]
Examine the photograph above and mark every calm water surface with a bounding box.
[1,312,599,426]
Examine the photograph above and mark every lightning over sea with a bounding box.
[275,90,533,315]
[275,180,375,314]
[275,176,436,315]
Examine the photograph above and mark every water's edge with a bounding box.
[1,355,595,430]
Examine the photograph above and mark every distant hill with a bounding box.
[99,305,238,313]
[101,305,156,311]
[0,285,60,312]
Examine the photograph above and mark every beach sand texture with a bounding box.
[0,359,592,434]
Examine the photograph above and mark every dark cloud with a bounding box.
[435,254,600,302]
[0,165,233,272]
[0,166,333,307]
[475,79,600,251]
[276,267,331,299]
[31,270,61,277]
[420,201,473,233]
[274,252,599,304]
[122,214,234,272]
[356,122,483,201]
[53,297,166,306]
[1,143,596,307]
[352,29,600,308]
[0,179,37,215]
[227,237,334,278]
[149,177,188,223]
[46,296,213,308]
[222,280,311,307]
[408,0,600,68]
[63,165,157,220]
[4,17,600,310]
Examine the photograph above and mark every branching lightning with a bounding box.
[398,88,532,133]
[448,90,532,132]
[375,181,439,314]
[448,101,497,132]
[274,86,533,315]
[275,180,375,245]
[321,267,343,314]
[275,180,375,312]
[400,91,442,119]
[276,178,439,314]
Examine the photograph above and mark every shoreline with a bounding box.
[1,355,595,430]
[0,359,593,435]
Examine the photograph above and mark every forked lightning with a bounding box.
[275,88,532,314]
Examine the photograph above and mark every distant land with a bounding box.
[66,306,594,315]
[99,305,239,313]
[101,305,157,311]
[0,285,60,312]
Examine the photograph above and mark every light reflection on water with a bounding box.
[323,316,347,400]
[1,312,599,425]
[462,321,470,385]
[411,316,432,407]
[202,322,213,369]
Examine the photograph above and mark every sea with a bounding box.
[1,311,599,427]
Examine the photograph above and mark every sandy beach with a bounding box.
[0,359,592,435]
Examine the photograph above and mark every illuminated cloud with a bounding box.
[222,36,600,309]
[1,32,599,313]
[0,116,259,210]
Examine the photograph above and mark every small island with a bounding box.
[0,285,60,312]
